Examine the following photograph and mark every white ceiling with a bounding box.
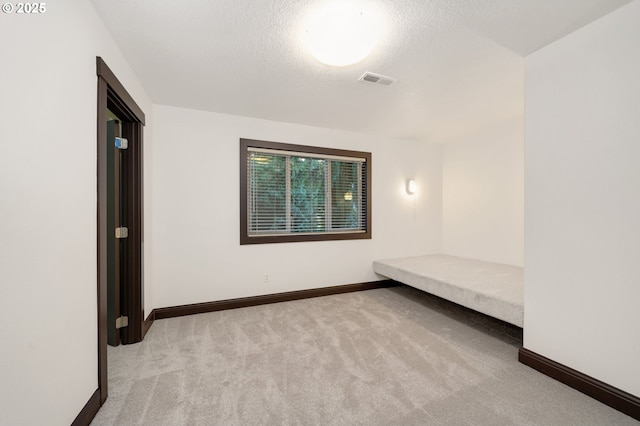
[90,0,632,143]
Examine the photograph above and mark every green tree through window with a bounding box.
[249,154,286,232]
[331,160,360,230]
[291,157,326,232]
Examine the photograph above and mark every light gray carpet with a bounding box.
[91,286,639,425]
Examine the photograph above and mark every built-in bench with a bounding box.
[373,254,524,327]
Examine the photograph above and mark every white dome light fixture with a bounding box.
[302,2,383,67]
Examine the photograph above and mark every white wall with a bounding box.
[524,0,640,396]
[0,1,153,424]
[151,105,442,308]
[442,117,524,266]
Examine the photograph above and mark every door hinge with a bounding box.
[115,316,129,329]
[115,227,128,239]
[115,137,128,149]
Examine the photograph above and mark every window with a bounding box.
[240,139,371,244]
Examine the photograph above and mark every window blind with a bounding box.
[247,149,367,236]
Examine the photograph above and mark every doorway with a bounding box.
[96,57,147,404]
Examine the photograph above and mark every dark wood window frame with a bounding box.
[240,138,372,245]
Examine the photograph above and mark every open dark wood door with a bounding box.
[106,117,130,347]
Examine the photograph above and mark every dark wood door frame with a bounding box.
[96,57,146,405]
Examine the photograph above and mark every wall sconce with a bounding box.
[407,179,416,194]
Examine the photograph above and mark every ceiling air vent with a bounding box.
[358,72,396,86]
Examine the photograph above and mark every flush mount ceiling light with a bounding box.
[302,2,383,67]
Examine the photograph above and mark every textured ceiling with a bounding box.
[90,0,632,143]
